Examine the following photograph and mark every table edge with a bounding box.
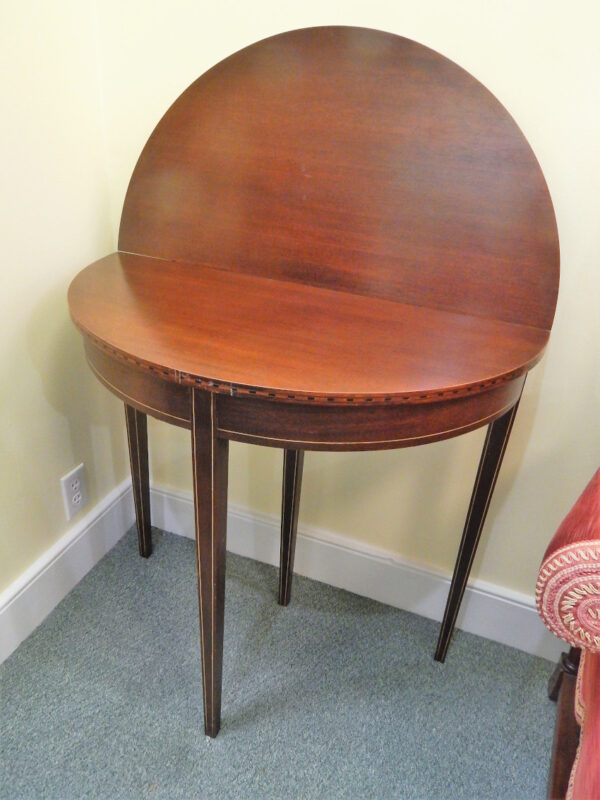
[73,320,544,407]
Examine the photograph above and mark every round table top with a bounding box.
[69,26,559,405]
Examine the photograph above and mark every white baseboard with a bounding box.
[0,479,134,664]
[1,479,562,667]
[151,484,563,662]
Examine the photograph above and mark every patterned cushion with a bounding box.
[567,650,600,800]
[536,469,600,800]
[536,469,600,652]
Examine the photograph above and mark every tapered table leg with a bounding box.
[434,396,522,662]
[191,389,229,738]
[124,404,152,558]
[278,449,304,606]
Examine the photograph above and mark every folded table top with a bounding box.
[69,251,550,405]
[69,27,559,405]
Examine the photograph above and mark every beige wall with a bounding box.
[2,0,599,599]
[0,0,129,592]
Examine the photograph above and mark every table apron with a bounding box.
[84,339,524,450]
[84,339,191,428]
[216,381,524,450]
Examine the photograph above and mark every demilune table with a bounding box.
[68,27,560,737]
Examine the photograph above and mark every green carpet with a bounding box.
[1,527,557,799]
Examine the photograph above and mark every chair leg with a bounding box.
[547,648,581,800]
[124,404,152,558]
[191,389,229,738]
[548,647,581,702]
[435,397,522,662]
[278,449,304,606]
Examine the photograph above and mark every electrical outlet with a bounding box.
[60,463,89,520]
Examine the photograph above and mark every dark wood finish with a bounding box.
[278,450,304,606]
[67,27,560,737]
[85,339,190,428]
[216,378,525,451]
[435,393,523,662]
[547,649,581,800]
[548,648,581,703]
[124,404,152,557]
[81,330,526,451]
[70,253,550,407]
[119,27,558,331]
[191,390,229,737]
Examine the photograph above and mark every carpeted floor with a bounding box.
[1,527,557,799]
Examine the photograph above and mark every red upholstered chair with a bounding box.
[536,469,600,800]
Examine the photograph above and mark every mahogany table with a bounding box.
[68,27,559,738]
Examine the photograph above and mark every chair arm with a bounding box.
[536,469,600,653]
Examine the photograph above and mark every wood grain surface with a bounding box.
[68,26,561,738]
[119,26,559,330]
[70,27,559,405]
[69,252,549,405]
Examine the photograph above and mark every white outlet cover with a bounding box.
[60,463,89,521]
